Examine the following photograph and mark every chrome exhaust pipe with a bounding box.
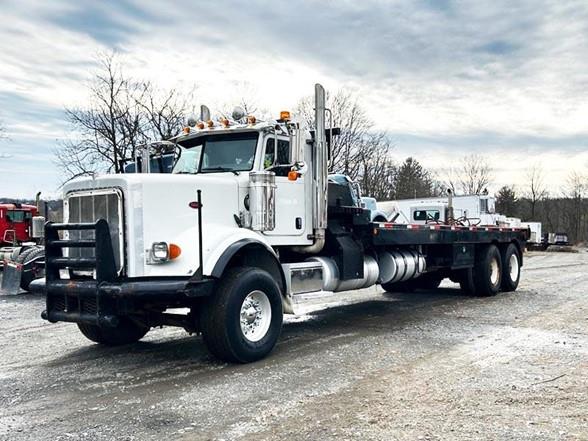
[292,83,328,254]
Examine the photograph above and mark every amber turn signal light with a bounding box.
[168,243,182,260]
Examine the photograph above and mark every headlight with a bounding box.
[147,242,182,264]
[151,242,169,262]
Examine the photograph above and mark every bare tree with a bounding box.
[356,132,396,200]
[445,154,493,195]
[55,53,195,180]
[564,171,587,243]
[296,89,372,179]
[525,164,547,219]
[218,82,271,121]
[137,83,196,140]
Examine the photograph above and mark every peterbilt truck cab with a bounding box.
[42,85,331,362]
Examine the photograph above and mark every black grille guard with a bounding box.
[41,219,213,327]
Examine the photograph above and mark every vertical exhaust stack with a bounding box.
[292,83,328,254]
[446,188,454,224]
[314,83,328,234]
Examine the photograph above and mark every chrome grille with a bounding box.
[66,189,123,272]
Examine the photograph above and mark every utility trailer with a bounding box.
[38,84,529,363]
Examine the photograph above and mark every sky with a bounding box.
[0,0,587,198]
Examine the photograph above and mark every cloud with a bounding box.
[45,1,157,47]
[0,0,587,197]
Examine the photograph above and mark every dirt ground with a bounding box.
[1,251,587,441]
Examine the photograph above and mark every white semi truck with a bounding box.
[39,84,529,362]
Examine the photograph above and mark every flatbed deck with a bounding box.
[368,222,530,246]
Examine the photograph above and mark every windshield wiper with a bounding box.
[202,167,240,176]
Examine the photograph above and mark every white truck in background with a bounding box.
[378,194,504,226]
[379,195,544,247]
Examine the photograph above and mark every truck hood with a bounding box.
[62,173,247,277]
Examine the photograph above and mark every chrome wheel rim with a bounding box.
[240,290,272,342]
[509,254,519,282]
[490,257,500,286]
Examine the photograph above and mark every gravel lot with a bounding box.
[1,251,587,440]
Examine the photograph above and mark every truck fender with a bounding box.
[209,238,291,312]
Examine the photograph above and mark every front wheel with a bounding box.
[77,318,150,346]
[200,266,283,363]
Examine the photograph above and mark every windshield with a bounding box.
[173,132,259,174]
[6,210,32,223]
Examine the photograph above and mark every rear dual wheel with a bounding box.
[500,243,521,292]
[458,243,520,296]
[459,244,502,296]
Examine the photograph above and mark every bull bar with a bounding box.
[40,219,213,327]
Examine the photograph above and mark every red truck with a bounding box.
[0,203,45,292]
[0,203,39,245]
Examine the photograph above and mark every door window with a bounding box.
[264,138,290,169]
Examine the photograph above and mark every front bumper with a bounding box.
[41,220,212,327]
[40,277,214,326]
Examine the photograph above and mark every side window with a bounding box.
[413,209,440,221]
[480,199,488,213]
[264,138,290,169]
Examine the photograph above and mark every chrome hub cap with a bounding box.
[509,254,519,281]
[490,257,500,286]
[240,290,271,342]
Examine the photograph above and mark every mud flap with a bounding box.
[0,260,23,295]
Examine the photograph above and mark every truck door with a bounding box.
[261,137,306,237]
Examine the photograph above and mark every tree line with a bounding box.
[495,167,588,244]
[9,53,584,243]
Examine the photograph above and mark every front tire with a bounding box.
[200,266,283,363]
[501,243,521,292]
[77,318,150,346]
